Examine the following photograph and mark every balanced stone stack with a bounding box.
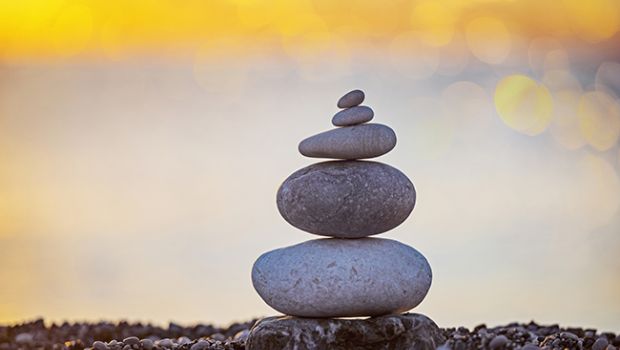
[247,90,443,350]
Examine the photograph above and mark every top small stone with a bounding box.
[337,89,365,108]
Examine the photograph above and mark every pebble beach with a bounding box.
[2,319,618,350]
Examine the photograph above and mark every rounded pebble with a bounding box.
[123,337,140,346]
[277,160,416,238]
[189,340,209,350]
[140,339,153,350]
[560,331,579,341]
[252,237,432,318]
[93,341,108,350]
[298,123,396,159]
[337,89,365,108]
[14,333,34,344]
[332,106,374,126]
[490,335,509,349]
[594,338,610,350]
[520,344,540,350]
[157,339,173,348]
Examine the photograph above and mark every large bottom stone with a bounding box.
[245,313,445,350]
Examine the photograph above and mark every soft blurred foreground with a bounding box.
[1,0,619,331]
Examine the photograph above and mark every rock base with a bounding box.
[245,313,445,350]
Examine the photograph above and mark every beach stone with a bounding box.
[332,106,374,126]
[252,238,432,318]
[246,313,444,350]
[277,160,415,237]
[337,89,365,108]
[298,123,396,159]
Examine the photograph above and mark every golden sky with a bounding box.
[1,0,619,62]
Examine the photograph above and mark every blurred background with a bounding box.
[1,0,620,331]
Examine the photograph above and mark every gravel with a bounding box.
[0,319,617,350]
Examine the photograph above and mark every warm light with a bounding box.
[465,17,511,65]
[578,91,620,151]
[389,32,439,80]
[494,75,553,136]
[563,0,620,43]
[51,4,93,57]
[549,90,586,150]
[410,1,455,47]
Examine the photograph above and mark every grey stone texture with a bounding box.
[332,105,374,126]
[337,89,365,108]
[298,123,396,159]
[251,238,432,318]
[245,313,445,350]
[276,160,416,238]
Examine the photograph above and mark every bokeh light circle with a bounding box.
[494,75,553,136]
[465,17,511,65]
[549,90,586,149]
[578,91,620,151]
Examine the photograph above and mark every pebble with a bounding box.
[190,340,209,350]
[594,339,611,350]
[123,337,140,346]
[298,123,396,159]
[276,160,416,238]
[520,344,541,350]
[560,331,579,341]
[14,333,34,344]
[93,341,108,350]
[233,330,249,342]
[490,335,509,349]
[157,339,173,348]
[177,336,191,345]
[252,237,432,317]
[139,339,153,350]
[332,106,374,126]
[337,89,365,108]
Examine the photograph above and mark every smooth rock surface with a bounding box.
[246,313,444,350]
[332,105,374,126]
[251,238,432,318]
[299,123,396,159]
[337,89,365,108]
[277,160,415,237]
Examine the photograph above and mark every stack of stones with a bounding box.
[247,90,442,350]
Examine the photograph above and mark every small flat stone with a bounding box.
[298,123,396,159]
[123,337,139,346]
[246,313,444,350]
[93,341,108,350]
[277,160,415,237]
[252,238,431,318]
[337,89,365,108]
[139,339,153,350]
[332,106,374,126]
[593,337,609,350]
[490,335,509,349]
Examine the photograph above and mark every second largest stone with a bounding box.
[277,161,416,238]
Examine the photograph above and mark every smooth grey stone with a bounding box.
[252,238,432,318]
[277,161,415,238]
[123,337,139,346]
[337,89,365,108]
[14,333,34,344]
[332,106,374,126]
[93,341,108,350]
[189,340,208,350]
[520,344,541,350]
[246,313,444,350]
[593,337,609,350]
[139,339,153,350]
[298,123,396,159]
[490,335,509,350]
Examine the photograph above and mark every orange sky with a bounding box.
[1,0,619,63]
